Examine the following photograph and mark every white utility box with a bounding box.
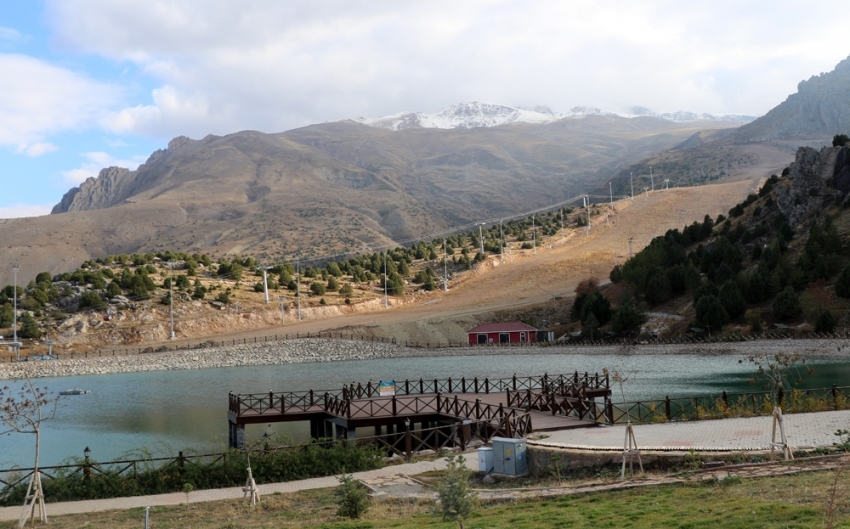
[477,447,494,473]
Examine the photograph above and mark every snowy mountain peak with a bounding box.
[354,102,757,131]
[355,102,558,131]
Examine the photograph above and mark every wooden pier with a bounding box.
[227,372,611,449]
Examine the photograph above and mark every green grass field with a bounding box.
[3,467,849,529]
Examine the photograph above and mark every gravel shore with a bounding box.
[1,338,849,380]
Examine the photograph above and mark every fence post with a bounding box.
[405,379,410,395]
[436,393,442,413]
[512,374,517,391]
[405,422,412,460]
[484,377,490,394]
[448,377,453,393]
[392,396,397,416]
[665,396,671,421]
[474,377,479,393]
[419,379,424,394]
[309,389,315,407]
[462,377,467,393]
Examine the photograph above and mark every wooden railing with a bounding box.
[229,372,609,418]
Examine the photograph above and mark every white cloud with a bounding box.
[42,0,850,138]
[16,142,58,157]
[0,203,52,219]
[0,27,22,41]
[61,151,147,185]
[0,53,121,149]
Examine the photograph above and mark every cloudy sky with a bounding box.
[0,0,847,218]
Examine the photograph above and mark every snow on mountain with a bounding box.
[354,102,756,131]
[355,102,558,131]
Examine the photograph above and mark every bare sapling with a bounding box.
[604,356,643,480]
[0,376,59,527]
[741,352,811,460]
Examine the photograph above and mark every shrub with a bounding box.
[79,291,106,310]
[327,276,339,291]
[833,134,849,147]
[310,282,326,296]
[340,283,354,296]
[216,292,230,304]
[695,294,729,330]
[334,475,370,519]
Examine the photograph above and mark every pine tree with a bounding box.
[19,312,41,339]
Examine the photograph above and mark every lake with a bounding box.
[2,353,848,468]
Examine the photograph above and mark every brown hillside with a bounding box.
[1,117,737,287]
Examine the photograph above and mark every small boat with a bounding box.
[59,389,91,396]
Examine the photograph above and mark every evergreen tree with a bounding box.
[772,286,802,320]
[718,280,746,319]
[612,296,645,336]
[18,312,41,339]
[645,268,671,304]
[815,310,837,333]
[0,303,13,328]
[695,294,729,331]
[835,266,850,298]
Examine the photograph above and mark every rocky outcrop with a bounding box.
[50,136,201,214]
[734,54,850,141]
[775,145,848,227]
[51,166,133,213]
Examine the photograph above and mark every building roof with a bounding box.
[466,322,538,334]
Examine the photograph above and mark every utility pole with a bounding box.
[664,178,669,190]
[628,236,634,258]
[278,296,286,325]
[443,238,449,291]
[532,215,537,255]
[296,257,302,321]
[478,223,485,255]
[630,172,634,200]
[260,266,272,304]
[168,261,175,340]
[499,221,505,262]
[650,166,654,191]
[584,195,591,229]
[644,187,649,200]
[383,250,388,309]
[609,182,613,210]
[559,209,565,238]
[12,265,18,357]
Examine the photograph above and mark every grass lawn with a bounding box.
[2,469,849,528]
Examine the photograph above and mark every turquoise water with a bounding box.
[2,353,848,468]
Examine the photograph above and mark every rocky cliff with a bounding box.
[775,144,850,227]
[51,136,202,214]
[734,54,850,142]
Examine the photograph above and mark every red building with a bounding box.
[466,322,539,345]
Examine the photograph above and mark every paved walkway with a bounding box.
[0,453,477,522]
[4,410,850,522]
[529,409,850,452]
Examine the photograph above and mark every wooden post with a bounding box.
[665,396,671,421]
[485,377,490,394]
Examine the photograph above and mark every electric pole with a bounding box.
[260,266,273,303]
[559,209,565,238]
[499,220,505,262]
[168,261,175,340]
[278,296,286,325]
[532,215,536,255]
[383,250,388,309]
[609,181,613,210]
[650,166,654,191]
[628,236,634,258]
[443,239,449,291]
[584,195,591,229]
[296,257,302,321]
[478,223,485,255]
[12,265,18,355]
[630,172,634,200]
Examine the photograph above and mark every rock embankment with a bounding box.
[1,338,848,380]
